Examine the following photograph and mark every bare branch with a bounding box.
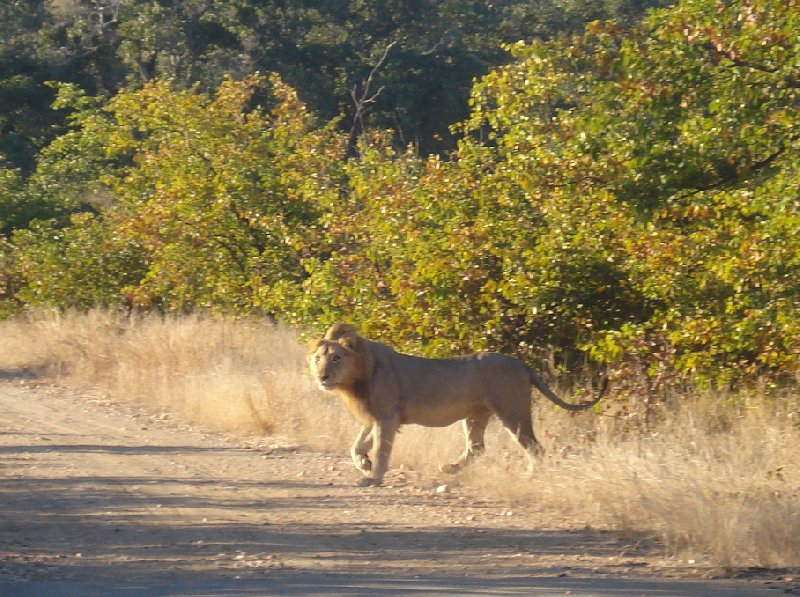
[348,41,397,158]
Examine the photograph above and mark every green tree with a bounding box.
[12,213,146,310]
[1,0,672,173]
[456,0,799,384]
[11,75,345,314]
[289,0,798,387]
[0,1,59,171]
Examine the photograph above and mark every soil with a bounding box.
[0,376,796,596]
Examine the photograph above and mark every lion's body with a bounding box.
[360,344,532,427]
[308,323,607,486]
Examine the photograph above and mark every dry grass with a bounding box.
[463,397,800,567]
[0,310,353,446]
[1,310,799,567]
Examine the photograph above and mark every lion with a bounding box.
[308,323,608,486]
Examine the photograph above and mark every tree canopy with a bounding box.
[1,0,671,169]
[1,0,797,393]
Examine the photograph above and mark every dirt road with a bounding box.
[0,378,789,596]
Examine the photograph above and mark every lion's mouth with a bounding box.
[317,379,338,391]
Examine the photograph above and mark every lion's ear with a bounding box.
[325,323,357,341]
[307,338,323,355]
[338,332,363,354]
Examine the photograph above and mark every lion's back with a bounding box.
[470,352,532,397]
[382,348,531,425]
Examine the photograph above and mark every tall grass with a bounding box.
[0,310,352,445]
[2,310,798,567]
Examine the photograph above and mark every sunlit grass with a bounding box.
[2,309,798,567]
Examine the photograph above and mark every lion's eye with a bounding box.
[314,355,321,363]
[332,355,340,363]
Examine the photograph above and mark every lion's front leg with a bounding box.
[350,426,373,473]
[357,418,397,487]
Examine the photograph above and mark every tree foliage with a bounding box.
[7,75,344,314]
[1,0,670,166]
[1,0,798,391]
[448,0,800,385]
[288,0,799,387]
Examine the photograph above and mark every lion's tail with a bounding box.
[526,365,608,411]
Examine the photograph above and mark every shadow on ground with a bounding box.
[0,418,781,596]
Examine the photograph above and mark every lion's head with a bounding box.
[307,327,363,392]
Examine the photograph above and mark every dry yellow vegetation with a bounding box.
[1,310,798,567]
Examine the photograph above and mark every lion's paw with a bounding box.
[354,454,372,473]
[356,476,382,487]
[438,463,461,474]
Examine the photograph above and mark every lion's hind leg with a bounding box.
[495,405,543,471]
[440,409,491,474]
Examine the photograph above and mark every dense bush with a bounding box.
[1,0,797,390]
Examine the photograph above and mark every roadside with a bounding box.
[0,378,794,596]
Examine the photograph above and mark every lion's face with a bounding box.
[308,339,358,391]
